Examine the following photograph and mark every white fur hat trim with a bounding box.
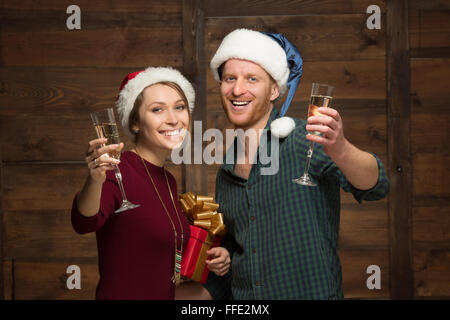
[210,29,289,96]
[270,116,296,138]
[116,67,195,140]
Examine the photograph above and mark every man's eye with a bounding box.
[224,76,236,81]
[249,77,257,82]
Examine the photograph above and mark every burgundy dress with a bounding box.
[71,151,190,300]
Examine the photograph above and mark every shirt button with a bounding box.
[247,185,251,190]
[255,281,260,286]
[252,248,256,253]
[250,216,255,221]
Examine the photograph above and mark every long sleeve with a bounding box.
[71,175,120,234]
[292,119,390,204]
[322,152,390,203]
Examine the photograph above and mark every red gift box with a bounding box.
[181,225,223,284]
[178,192,226,284]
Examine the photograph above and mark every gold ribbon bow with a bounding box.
[179,192,226,237]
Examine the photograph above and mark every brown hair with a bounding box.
[128,81,191,143]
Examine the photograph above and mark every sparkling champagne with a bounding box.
[90,107,140,213]
[308,95,332,135]
[293,83,334,187]
[95,123,120,159]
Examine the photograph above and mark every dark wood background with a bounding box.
[0,0,448,299]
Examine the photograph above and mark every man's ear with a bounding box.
[270,82,280,102]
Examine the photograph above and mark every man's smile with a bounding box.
[230,100,251,111]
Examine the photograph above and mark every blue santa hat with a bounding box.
[210,28,303,137]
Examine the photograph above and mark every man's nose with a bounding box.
[232,77,247,96]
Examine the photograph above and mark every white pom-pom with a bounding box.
[270,116,296,138]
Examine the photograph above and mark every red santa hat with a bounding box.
[115,67,195,140]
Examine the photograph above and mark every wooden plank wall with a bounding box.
[409,0,450,298]
[0,0,449,300]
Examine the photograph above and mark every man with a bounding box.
[204,29,390,299]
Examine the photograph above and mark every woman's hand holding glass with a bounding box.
[85,138,123,184]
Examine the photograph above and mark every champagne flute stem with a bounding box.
[303,141,315,175]
[113,164,129,203]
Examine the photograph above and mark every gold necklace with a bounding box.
[136,150,184,286]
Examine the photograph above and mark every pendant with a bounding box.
[172,249,182,286]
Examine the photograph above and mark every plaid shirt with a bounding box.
[205,108,390,299]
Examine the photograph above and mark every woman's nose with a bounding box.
[165,108,178,125]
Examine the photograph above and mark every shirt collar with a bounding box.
[221,107,280,174]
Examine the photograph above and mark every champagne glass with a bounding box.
[90,108,140,213]
[293,83,334,186]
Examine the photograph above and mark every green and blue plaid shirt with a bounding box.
[205,108,390,299]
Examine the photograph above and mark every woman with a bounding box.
[71,67,230,300]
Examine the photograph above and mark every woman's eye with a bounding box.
[151,107,162,113]
[176,104,186,110]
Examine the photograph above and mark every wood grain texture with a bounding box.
[409,7,450,298]
[410,58,450,206]
[0,0,182,12]
[340,249,390,299]
[411,108,450,155]
[410,9,450,51]
[2,163,182,212]
[410,59,450,161]
[414,249,450,297]
[2,260,13,299]
[1,28,182,67]
[409,0,450,11]
[12,260,98,300]
[182,0,208,195]
[0,0,182,67]
[0,8,181,32]
[3,210,97,259]
[0,67,135,116]
[386,0,414,299]
[339,202,389,250]
[413,206,450,247]
[2,164,87,212]
[205,15,385,62]
[205,0,386,17]
[413,153,450,200]
[0,148,3,297]
[410,59,450,99]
